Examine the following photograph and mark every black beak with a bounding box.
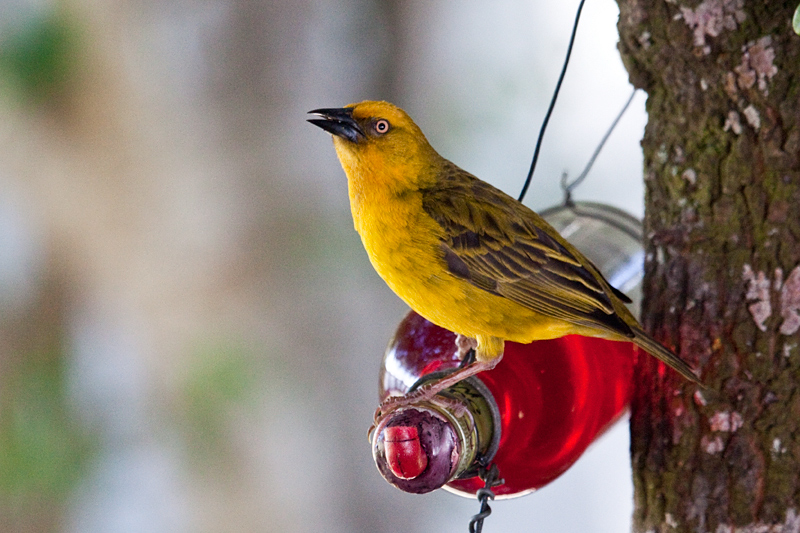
[307,107,365,143]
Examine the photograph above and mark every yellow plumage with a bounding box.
[309,100,699,385]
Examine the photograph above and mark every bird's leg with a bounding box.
[455,334,478,365]
[374,337,501,424]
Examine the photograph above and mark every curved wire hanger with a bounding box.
[561,88,637,206]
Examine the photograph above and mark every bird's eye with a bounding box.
[373,119,390,135]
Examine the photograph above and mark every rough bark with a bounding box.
[615,1,800,532]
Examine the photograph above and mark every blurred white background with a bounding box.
[0,0,646,531]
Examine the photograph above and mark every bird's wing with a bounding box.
[421,167,633,337]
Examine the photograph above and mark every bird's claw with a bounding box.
[374,386,430,425]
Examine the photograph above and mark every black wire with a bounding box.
[467,3,587,525]
[518,0,587,203]
[467,463,503,533]
[468,489,494,533]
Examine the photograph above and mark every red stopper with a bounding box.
[383,425,428,479]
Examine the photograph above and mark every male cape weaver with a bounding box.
[309,101,701,414]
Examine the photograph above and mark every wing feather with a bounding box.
[423,162,633,337]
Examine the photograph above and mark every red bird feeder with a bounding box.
[372,311,634,497]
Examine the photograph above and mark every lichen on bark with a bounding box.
[616,1,800,532]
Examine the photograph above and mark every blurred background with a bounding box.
[0,0,648,531]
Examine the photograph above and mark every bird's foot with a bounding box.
[373,355,501,425]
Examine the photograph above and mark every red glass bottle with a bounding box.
[372,310,635,498]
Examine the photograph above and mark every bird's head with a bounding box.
[308,101,440,192]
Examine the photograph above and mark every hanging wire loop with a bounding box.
[560,88,638,205]
[468,463,504,533]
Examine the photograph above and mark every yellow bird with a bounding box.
[309,101,700,410]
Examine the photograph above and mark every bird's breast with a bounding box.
[355,199,443,285]
[352,194,453,297]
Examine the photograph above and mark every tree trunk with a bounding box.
[615,1,800,531]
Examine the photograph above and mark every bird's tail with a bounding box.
[630,326,702,385]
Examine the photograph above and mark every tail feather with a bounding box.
[630,326,702,385]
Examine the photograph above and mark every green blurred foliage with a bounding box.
[180,341,262,463]
[0,345,95,509]
[0,9,77,102]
